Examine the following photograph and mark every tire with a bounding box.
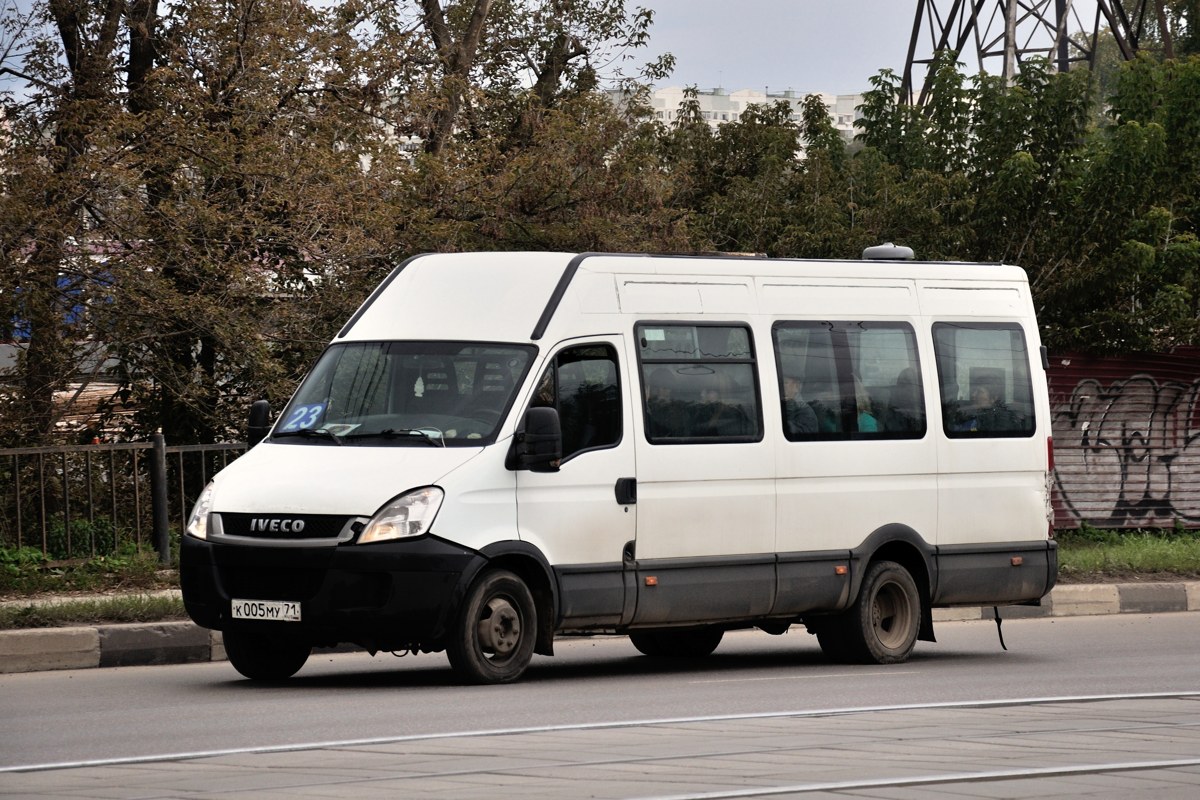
[841,560,921,664]
[446,569,537,684]
[629,627,724,658]
[222,630,311,681]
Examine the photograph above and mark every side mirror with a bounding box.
[247,399,271,447]
[510,407,561,472]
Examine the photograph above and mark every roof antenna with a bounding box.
[862,243,915,260]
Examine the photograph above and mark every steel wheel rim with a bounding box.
[476,596,521,659]
[871,580,914,651]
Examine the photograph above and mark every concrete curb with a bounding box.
[0,623,223,674]
[2,581,1198,675]
[931,580,1200,621]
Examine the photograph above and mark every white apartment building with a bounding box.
[622,86,864,141]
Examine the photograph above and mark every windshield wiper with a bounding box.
[344,428,444,447]
[271,428,343,445]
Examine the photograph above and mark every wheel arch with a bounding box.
[475,540,558,656]
[850,524,937,643]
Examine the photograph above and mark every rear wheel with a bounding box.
[843,560,921,664]
[629,627,724,658]
[222,630,311,681]
[446,569,537,684]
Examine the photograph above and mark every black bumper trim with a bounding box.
[181,534,484,652]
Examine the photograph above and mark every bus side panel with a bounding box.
[555,563,628,627]
[773,551,853,614]
[934,540,1057,605]
[630,555,776,625]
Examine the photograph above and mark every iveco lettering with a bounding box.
[249,519,306,533]
[181,248,1057,684]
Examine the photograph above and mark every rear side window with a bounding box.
[773,321,925,440]
[933,323,1036,438]
[638,323,762,443]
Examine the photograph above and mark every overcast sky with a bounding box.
[642,0,1103,96]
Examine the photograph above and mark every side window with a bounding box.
[638,323,762,444]
[933,323,1036,438]
[773,321,925,441]
[531,344,621,460]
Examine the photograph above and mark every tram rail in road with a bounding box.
[6,692,1200,799]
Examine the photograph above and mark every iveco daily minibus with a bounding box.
[181,247,1057,683]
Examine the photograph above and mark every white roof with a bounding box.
[337,251,1032,346]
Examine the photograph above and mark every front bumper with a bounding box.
[180,534,485,652]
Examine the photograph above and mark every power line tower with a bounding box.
[902,1,1172,105]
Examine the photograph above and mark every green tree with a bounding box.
[968,60,1093,270]
[0,0,139,445]
[0,1,418,443]
[1046,56,1200,351]
[395,0,670,153]
[0,0,683,445]
[849,48,1199,353]
[655,89,802,255]
[110,2,394,439]
[398,92,692,254]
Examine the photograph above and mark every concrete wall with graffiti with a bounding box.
[1049,347,1200,529]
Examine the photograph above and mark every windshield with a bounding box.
[272,342,536,446]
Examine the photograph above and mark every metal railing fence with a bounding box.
[0,437,245,564]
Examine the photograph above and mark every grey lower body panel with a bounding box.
[554,540,1057,632]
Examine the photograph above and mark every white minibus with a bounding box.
[182,247,1057,683]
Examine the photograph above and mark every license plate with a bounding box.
[231,598,301,622]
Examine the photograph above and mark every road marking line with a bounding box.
[635,758,1200,799]
[688,670,919,684]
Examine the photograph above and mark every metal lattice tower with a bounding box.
[902,1,1171,105]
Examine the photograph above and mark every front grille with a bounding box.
[217,513,353,540]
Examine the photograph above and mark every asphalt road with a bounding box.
[3,612,1198,773]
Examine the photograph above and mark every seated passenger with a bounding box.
[782,376,818,436]
[855,377,879,433]
[805,381,841,433]
[953,382,1020,432]
[646,367,686,438]
[884,368,923,432]
[694,375,751,437]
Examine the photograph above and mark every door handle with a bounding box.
[614,477,637,505]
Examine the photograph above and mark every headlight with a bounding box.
[185,482,215,540]
[358,487,444,544]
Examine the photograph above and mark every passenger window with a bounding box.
[773,322,925,441]
[933,323,1036,438]
[530,344,621,460]
[638,323,762,444]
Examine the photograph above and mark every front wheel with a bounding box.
[222,630,311,681]
[842,560,921,664]
[446,569,537,684]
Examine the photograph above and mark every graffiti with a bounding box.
[1052,371,1200,527]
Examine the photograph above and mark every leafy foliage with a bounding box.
[0,542,165,594]
[0,1,683,445]
[1,3,1198,448]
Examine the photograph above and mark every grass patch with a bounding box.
[1056,528,1200,582]
[0,594,187,630]
[0,546,176,596]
